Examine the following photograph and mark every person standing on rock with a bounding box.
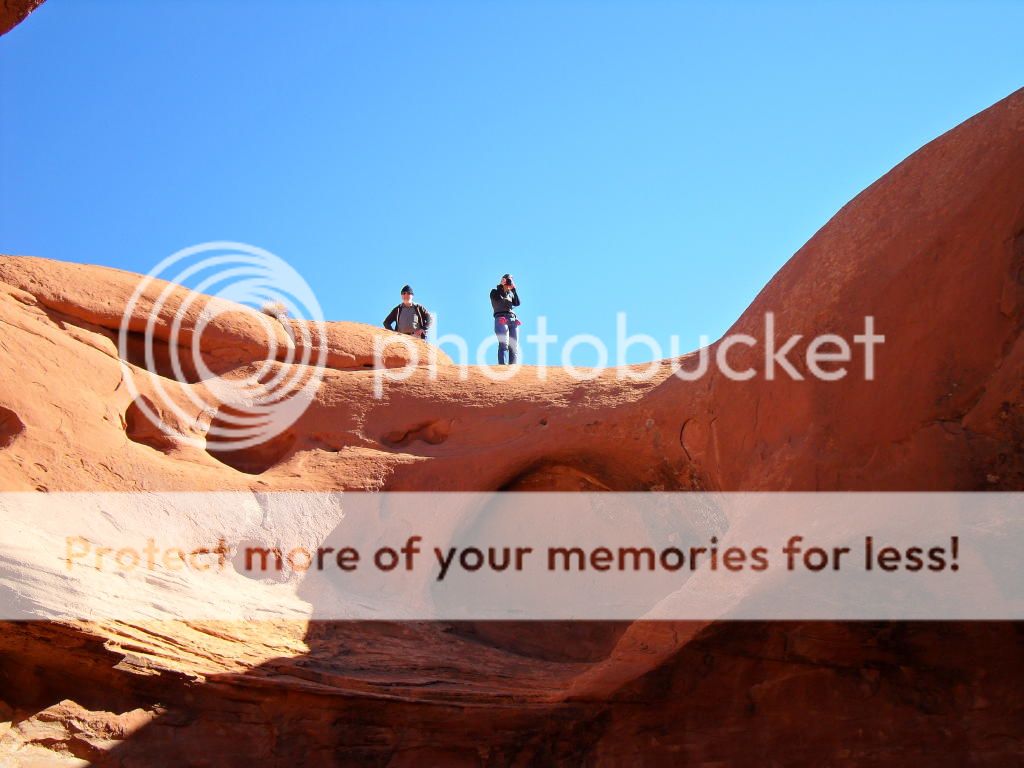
[383,285,431,339]
[490,273,521,365]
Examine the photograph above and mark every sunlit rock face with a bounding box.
[0,88,1022,764]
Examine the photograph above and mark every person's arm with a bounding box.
[383,306,398,331]
[510,288,521,307]
[419,306,432,330]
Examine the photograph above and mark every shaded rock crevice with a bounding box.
[0,406,25,450]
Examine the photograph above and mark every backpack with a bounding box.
[397,303,430,330]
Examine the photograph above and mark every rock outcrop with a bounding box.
[0,88,1022,765]
[0,0,45,37]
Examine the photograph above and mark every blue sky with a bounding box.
[2,0,1022,365]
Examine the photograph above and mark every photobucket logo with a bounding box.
[372,312,884,395]
[118,242,327,452]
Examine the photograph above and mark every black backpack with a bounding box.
[397,303,431,330]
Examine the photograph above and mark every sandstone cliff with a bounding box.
[0,88,1022,765]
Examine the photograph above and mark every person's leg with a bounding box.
[494,317,509,365]
[507,321,519,365]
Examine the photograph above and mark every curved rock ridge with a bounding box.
[0,87,1022,764]
[0,255,451,374]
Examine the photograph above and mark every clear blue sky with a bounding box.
[2,1,1022,364]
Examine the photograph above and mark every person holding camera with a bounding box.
[489,273,521,365]
[383,284,431,339]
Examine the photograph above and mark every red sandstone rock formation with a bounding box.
[0,88,1022,764]
[0,0,45,36]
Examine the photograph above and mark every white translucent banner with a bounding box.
[0,492,1020,620]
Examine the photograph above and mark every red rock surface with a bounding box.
[0,88,1022,764]
[0,0,44,36]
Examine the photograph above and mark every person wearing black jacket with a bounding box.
[489,273,521,365]
[383,285,431,339]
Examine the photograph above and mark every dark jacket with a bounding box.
[489,285,521,317]
[383,303,432,332]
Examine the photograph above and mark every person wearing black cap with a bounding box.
[383,285,432,339]
[489,273,521,365]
